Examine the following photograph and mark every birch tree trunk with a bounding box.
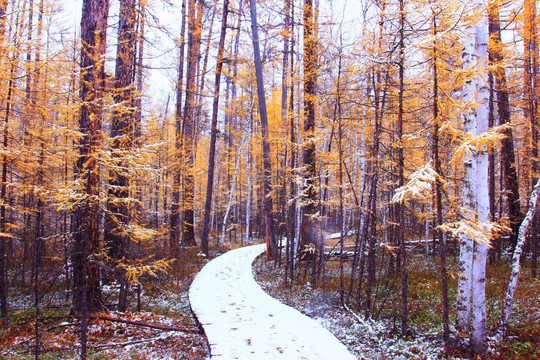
[496,177,540,342]
[455,2,490,355]
[220,133,247,249]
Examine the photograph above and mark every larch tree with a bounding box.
[396,0,408,337]
[488,0,521,248]
[171,0,187,258]
[104,0,137,312]
[523,0,538,276]
[201,0,229,256]
[301,0,321,266]
[180,0,203,247]
[71,0,109,315]
[0,0,9,318]
[429,1,450,350]
[248,0,277,259]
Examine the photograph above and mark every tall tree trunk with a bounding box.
[0,0,9,318]
[71,0,109,315]
[171,0,187,257]
[488,0,521,248]
[396,0,408,337]
[248,0,277,259]
[524,0,538,276]
[334,43,345,304]
[431,7,450,352]
[301,0,321,277]
[181,0,203,247]
[455,3,489,355]
[201,0,229,256]
[105,0,137,312]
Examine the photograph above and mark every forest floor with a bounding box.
[254,247,540,360]
[0,246,210,359]
[1,239,538,359]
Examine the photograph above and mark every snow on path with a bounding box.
[189,243,356,359]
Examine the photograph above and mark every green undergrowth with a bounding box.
[254,251,540,359]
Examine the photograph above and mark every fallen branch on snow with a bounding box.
[89,315,201,333]
[45,315,200,334]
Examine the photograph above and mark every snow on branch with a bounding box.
[437,219,509,248]
[391,162,439,204]
[451,123,510,163]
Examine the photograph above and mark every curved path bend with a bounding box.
[189,243,356,359]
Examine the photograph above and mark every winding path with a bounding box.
[189,243,356,359]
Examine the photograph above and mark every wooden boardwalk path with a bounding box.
[189,243,356,359]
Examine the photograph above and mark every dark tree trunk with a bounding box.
[249,0,277,260]
[0,66,13,319]
[171,0,187,257]
[396,0,408,337]
[524,0,538,273]
[301,0,321,275]
[0,0,9,318]
[71,0,109,315]
[431,11,450,352]
[363,67,385,317]
[181,0,203,247]
[201,0,229,256]
[105,0,137,312]
[489,0,521,249]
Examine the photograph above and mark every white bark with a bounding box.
[220,132,247,250]
[244,117,252,245]
[471,14,489,355]
[496,177,540,342]
[456,3,490,354]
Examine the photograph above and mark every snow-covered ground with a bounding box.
[189,243,356,359]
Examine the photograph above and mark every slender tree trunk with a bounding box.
[220,133,247,249]
[244,115,252,246]
[181,0,203,247]
[524,0,538,276]
[496,178,540,341]
[0,0,10,318]
[201,0,229,256]
[333,39,344,304]
[431,9,450,352]
[248,0,277,259]
[396,0,408,336]
[171,0,187,258]
[363,68,385,317]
